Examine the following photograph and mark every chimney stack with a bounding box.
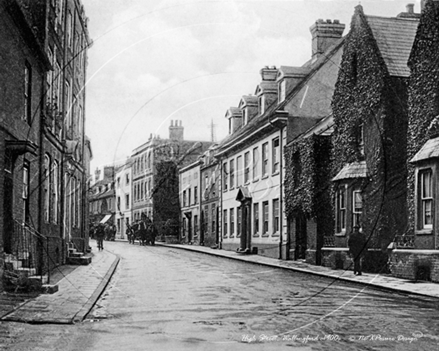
[310,19,345,59]
[260,66,278,81]
[406,3,414,13]
[95,167,101,182]
[169,119,184,141]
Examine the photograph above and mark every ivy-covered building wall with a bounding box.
[389,0,439,282]
[406,0,439,244]
[153,161,180,240]
[327,5,418,272]
[284,134,333,264]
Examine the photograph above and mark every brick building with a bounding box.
[388,0,439,282]
[0,0,91,290]
[283,19,345,265]
[89,166,115,227]
[200,146,220,248]
[323,5,420,272]
[179,160,201,244]
[130,120,211,239]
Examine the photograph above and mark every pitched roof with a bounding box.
[410,137,439,163]
[332,161,367,181]
[365,15,419,77]
[216,38,345,155]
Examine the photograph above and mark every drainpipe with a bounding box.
[269,119,285,260]
[219,159,223,249]
[278,128,283,260]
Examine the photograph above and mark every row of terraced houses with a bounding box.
[1,0,92,292]
[94,1,438,282]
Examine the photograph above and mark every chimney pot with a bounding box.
[326,19,332,23]
[406,3,414,13]
[170,120,173,126]
[310,19,345,59]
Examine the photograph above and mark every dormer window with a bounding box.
[259,95,265,115]
[279,80,286,102]
[242,109,247,125]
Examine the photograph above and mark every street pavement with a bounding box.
[156,242,439,299]
[1,249,119,324]
[0,239,437,325]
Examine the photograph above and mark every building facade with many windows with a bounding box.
[115,158,133,239]
[179,160,201,244]
[0,0,91,291]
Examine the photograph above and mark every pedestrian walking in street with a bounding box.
[348,226,366,275]
[96,224,105,251]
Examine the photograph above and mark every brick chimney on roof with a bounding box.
[94,167,101,182]
[310,19,345,59]
[260,66,278,81]
[169,119,184,141]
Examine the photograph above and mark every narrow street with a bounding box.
[2,241,438,351]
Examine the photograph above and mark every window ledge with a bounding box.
[415,229,433,235]
[261,175,269,180]
[252,178,259,183]
[335,231,346,237]
[262,233,269,237]
[272,172,280,177]
[253,233,260,237]
[272,232,280,237]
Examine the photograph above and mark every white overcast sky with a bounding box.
[82,0,421,172]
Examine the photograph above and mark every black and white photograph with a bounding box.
[0,0,438,350]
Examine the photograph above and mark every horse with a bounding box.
[138,218,153,246]
[147,222,156,246]
[127,223,138,244]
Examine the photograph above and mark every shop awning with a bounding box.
[100,214,112,224]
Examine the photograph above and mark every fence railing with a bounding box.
[70,236,86,253]
[323,236,335,247]
[5,221,61,286]
[395,234,415,249]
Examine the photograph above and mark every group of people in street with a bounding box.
[89,217,365,274]
[88,214,157,251]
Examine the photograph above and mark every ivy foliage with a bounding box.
[331,7,389,175]
[406,0,439,234]
[331,6,412,249]
[152,161,180,235]
[284,134,333,222]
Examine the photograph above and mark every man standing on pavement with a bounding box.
[96,224,105,251]
[348,225,366,275]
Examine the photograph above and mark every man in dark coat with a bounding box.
[96,224,105,251]
[348,226,366,275]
